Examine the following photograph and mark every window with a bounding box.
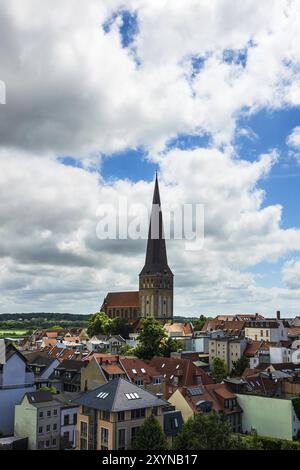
[102,411,110,421]
[118,411,125,422]
[47,410,51,418]
[39,411,44,419]
[45,440,50,448]
[53,423,57,432]
[131,408,146,420]
[52,439,57,447]
[38,426,43,435]
[266,330,269,337]
[64,415,70,426]
[131,427,140,441]
[73,413,77,425]
[55,370,60,377]
[80,438,87,450]
[136,379,144,386]
[153,377,161,385]
[261,330,264,337]
[53,409,58,416]
[118,429,126,450]
[100,427,109,449]
[46,424,51,433]
[80,421,88,438]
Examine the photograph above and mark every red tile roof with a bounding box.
[45,332,58,339]
[288,327,300,337]
[85,353,119,363]
[149,356,213,388]
[102,291,139,308]
[181,383,241,416]
[244,340,270,357]
[120,357,162,381]
[101,364,126,376]
[201,319,245,334]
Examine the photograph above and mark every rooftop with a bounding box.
[74,377,168,412]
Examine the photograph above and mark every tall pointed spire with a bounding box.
[140,174,172,276]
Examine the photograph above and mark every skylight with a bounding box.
[141,368,146,374]
[176,364,180,369]
[132,368,137,374]
[161,363,165,368]
[97,392,110,399]
[125,392,140,400]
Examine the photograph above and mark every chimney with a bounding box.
[276,310,281,320]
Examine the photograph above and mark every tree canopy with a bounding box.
[131,414,169,450]
[212,356,228,382]
[87,312,133,339]
[135,317,167,360]
[231,355,249,377]
[173,412,234,450]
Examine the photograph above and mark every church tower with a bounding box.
[139,175,174,320]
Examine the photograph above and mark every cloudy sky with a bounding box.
[1,0,300,317]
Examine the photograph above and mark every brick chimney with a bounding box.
[276,310,281,320]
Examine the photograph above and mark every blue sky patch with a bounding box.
[103,9,139,49]
[101,147,157,183]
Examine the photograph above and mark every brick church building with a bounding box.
[101,175,174,322]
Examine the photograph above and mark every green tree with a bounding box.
[192,315,207,331]
[231,355,249,377]
[120,344,135,356]
[160,337,182,357]
[240,431,264,450]
[109,317,133,339]
[212,357,228,382]
[173,412,234,450]
[135,318,166,360]
[39,386,59,395]
[87,312,112,337]
[131,414,168,450]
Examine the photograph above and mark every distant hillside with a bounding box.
[0,312,90,321]
[0,312,90,333]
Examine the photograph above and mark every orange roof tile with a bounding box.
[102,291,139,308]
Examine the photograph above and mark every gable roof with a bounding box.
[120,357,162,381]
[74,377,168,412]
[102,291,139,308]
[26,390,53,404]
[149,356,213,387]
[244,340,270,357]
[201,319,245,334]
[164,323,193,337]
[1,341,28,365]
[180,383,240,416]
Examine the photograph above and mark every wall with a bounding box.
[61,406,79,448]
[237,394,298,441]
[0,354,35,435]
[0,386,35,436]
[168,389,193,422]
[80,358,106,391]
[14,399,37,449]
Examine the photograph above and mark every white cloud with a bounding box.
[1,146,300,316]
[282,259,300,290]
[287,126,300,149]
[1,0,300,156]
[1,1,300,315]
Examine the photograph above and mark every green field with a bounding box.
[0,329,28,338]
